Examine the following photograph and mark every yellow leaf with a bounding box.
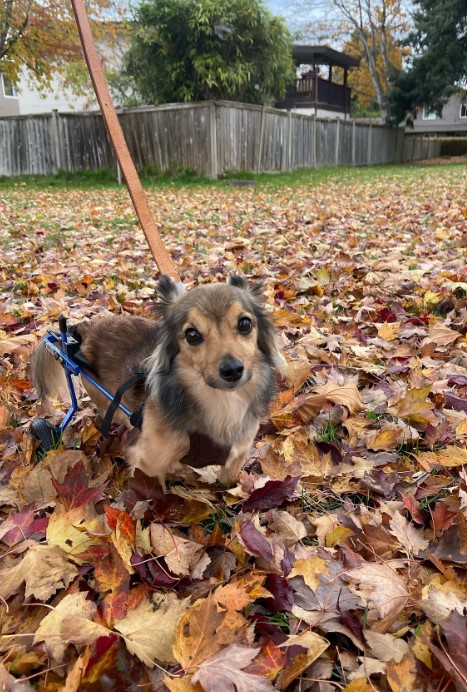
[325,525,355,548]
[390,385,437,425]
[423,290,442,307]
[277,631,329,690]
[46,506,99,562]
[313,381,366,414]
[386,651,418,692]
[287,557,329,592]
[377,321,401,341]
[115,594,189,667]
[435,445,467,468]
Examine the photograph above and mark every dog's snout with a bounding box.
[219,357,244,382]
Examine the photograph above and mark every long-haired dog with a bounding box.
[32,276,277,487]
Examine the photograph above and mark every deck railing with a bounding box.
[276,76,351,113]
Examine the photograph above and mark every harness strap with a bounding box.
[101,371,146,437]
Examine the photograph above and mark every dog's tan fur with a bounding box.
[32,276,277,487]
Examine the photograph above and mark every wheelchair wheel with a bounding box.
[30,418,59,455]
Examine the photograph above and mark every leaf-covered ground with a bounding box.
[0,164,466,691]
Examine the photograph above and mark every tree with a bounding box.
[344,25,409,116]
[124,0,295,106]
[388,0,467,124]
[296,0,410,121]
[0,0,123,91]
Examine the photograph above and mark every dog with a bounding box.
[32,275,277,487]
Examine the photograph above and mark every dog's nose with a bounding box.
[219,357,244,382]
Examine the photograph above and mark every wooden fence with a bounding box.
[0,100,441,178]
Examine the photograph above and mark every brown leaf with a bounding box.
[191,644,275,691]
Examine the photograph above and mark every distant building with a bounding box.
[407,91,467,135]
[276,45,360,119]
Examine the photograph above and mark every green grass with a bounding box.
[0,161,465,192]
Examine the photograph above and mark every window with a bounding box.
[422,107,436,120]
[1,74,18,98]
[460,102,467,118]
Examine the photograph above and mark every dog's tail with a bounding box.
[31,340,71,402]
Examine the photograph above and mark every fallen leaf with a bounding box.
[34,592,108,663]
[115,593,189,667]
[0,543,78,601]
[192,644,275,691]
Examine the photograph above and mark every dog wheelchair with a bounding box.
[30,315,145,453]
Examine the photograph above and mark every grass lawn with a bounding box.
[0,161,466,690]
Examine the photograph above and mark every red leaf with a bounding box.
[243,476,300,511]
[431,501,456,532]
[401,493,425,524]
[52,460,107,510]
[246,639,287,679]
[240,521,274,562]
[0,505,47,546]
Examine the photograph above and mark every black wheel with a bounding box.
[30,418,59,456]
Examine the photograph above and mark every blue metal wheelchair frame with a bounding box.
[44,320,133,438]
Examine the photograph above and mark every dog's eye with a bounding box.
[237,317,253,334]
[185,328,203,345]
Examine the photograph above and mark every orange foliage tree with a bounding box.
[300,0,411,121]
[0,0,124,92]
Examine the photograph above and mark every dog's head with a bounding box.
[148,275,276,392]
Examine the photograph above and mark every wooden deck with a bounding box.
[276,76,352,114]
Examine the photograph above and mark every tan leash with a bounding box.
[71,0,183,286]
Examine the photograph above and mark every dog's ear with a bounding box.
[157,275,180,304]
[229,275,264,301]
[153,275,183,317]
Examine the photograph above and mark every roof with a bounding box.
[292,45,360,69]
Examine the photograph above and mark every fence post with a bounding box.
[352,120,356,166]
[367,123,372,165]
[288,110,293,172]
[256,105,265,173]
[335,117,340,166]
[312,115,317,167]
[50,109,62,173]
[209,101,218,179]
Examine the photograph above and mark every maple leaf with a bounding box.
[388,511,430,556]
[173,595,251,672]
[51,459,107,509]
[276,631,329,690]
[344,562,409,631]
[246,639,287,680]
[0,543,78,601]
[364,631,409,663]
[46,504,101,562]
[287,556,329,592]
[243,475,300,510]
[237,518,274,563]
[389,384,438,425]
[266,509,307,546]
[115,593,189,667]
[34,592,109,663]
[312,380,366,414]
[150,523,206,577]
[192,644,275,691]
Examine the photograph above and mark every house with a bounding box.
[407,91,467,135]
[0,74,20,116]
[276,45,360,119]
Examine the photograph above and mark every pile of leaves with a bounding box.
[0,165,466,691]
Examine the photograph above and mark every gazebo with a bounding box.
[276,45,360,118]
